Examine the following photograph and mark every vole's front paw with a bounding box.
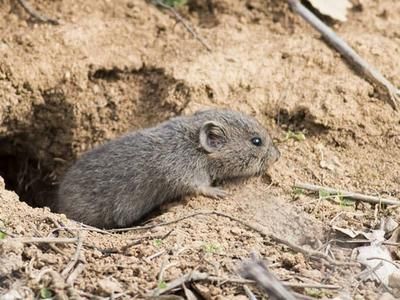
[198,186,228,199]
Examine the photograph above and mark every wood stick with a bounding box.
[151,270,340,296]
[239,256,297,300]
[287,0,399,110]
[295,182,400,206]
[16,0,59,25]
[243,285,258,300]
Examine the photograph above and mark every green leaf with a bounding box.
[39,288,53,299]
[0,231,6,240]
[339,197,355,207]
[161,0,187,7]
[318,189,331,199]
[292,187,304,195]
[158,281,167,289]
[304,287,325,298]
[153,239,163,247]
[285,130,306,142]
[202,243,220,254]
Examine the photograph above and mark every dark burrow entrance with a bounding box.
[0,150,59,209]
[0,66,193,212]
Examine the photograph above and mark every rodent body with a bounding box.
[56,109,280,228]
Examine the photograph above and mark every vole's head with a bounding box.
[196,109,280,180]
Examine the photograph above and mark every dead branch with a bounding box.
[239,255,297,300]
[16,0,59,25]
[33,227,66,256]
[154,0,212,51]
[295,182,400,206]
[151,270,340,296]
[243,285,258,300]
[287,0,400,110]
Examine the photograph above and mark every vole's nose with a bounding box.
[270,145,281,163]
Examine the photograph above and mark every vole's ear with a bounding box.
[200,121,227,153]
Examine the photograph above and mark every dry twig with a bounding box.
[151,270,340,296]
[16,0,59,25]
[295,182,400,206]
[33,227,66,256]
[239,254,297,300]
[243,285,258,300]
[287,0,400,110]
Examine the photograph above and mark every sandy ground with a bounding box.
[1,0,400,299]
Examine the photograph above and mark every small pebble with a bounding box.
[230,227,241,235]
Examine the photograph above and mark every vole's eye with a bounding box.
[251,137,262,146]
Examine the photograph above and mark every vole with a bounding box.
[56,109,280,228]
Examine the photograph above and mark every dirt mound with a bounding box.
[1,0,400,298]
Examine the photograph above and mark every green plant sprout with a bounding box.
[202,242,221,254]
[158,281,167,289]
[318,190,354,207]
[292,187,304,195]
[160,0,187,7]
[285,130,306,141]
[39,288,53,299]
[153,239,163,247]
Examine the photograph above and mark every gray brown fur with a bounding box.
[56,109,280,229]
